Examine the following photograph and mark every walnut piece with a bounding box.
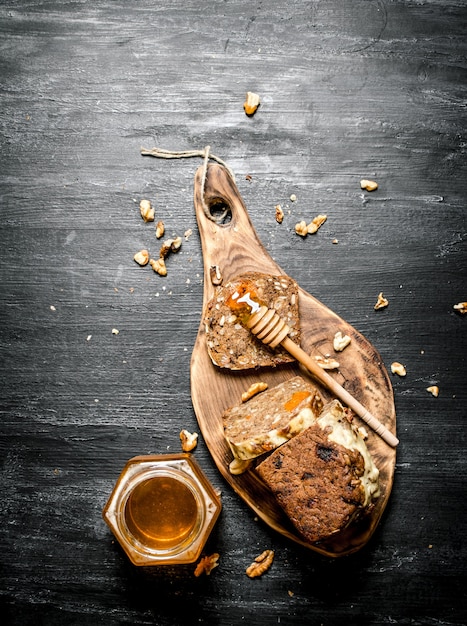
[246,550,274,578]
[139,199,155,222]
[426,385,439,397]
[333,331,351,352]
[307,214,327,234]
[243,91,260,116]
[160,236,182,259]
[210,265,223,286]
[295,220,308,237]
[229,458,252,475]
[194,553,220,577]
[133,249,149,266]
[295,215,327,236]
[453,302,467,314]
[275,204,284,224]
[391,362,406,376]
[180,429,198,452]
[315,355,340,370]
[150,257,167,276]
[155,221,165,239]
[360,179,378,192]
[374,292,389,310]
[241,382,268,403]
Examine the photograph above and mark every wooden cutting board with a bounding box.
[190,162,397,557]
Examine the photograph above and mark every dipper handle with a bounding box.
[247,306,399,447]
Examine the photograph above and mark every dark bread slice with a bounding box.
[204,272,300,370]
[256,400,380,543]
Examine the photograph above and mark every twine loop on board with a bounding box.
[140,145,235,223]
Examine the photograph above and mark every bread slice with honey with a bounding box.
[255,399,380,544]
[223,376,323,463]
[204,272,301,370]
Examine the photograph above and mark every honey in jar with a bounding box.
[103,454,221,566]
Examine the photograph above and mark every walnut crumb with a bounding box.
[194,553,219,577]
[246,550,275,578]
[134,249,149,266]
[333,331,351,352]
[426,385,439,397]
[180,429,198,452]
[150,258,167,276]
[243,91,260,116]
[374,292,389,310]
[229,458,252,475]
[315,355,340,370]
[453,302,467,314]
[242,382,268,402]
[360,179,378,192]
[391,362,406,377]
[275,204,284,224]
[139,199,155,222]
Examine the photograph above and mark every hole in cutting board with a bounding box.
[208,199,232,225]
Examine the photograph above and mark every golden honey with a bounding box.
[103,454,222,566]
[124,475,198,550]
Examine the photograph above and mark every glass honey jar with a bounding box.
[103,454,222,566]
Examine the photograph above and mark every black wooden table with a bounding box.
[1,1,466,624]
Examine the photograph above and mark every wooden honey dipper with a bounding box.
[231,290,399,448]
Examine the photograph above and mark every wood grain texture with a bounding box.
[190,163,396,557]
[0,0,466,624]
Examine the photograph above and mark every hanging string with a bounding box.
[140,146,235,223]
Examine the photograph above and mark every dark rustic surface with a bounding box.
[1,1,466,625]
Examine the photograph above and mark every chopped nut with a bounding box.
[149,257,167,276]
[160,236,182,258]
[242,381,268,402]
[184,228,193,240]
[391,362,406,376]
[139,199,155,222]
[290,194,297,202]
[360,179,378,192]
[275,204,284,224]
[180,429,198,452]
[194,553,220,577]
[295,220,308,237]
[243,91,260,116]
[155,221,165,239]
[374,292,389,310]
[357,426,369,440]
[426,385,439,397]
[453,302,467,314]
[307,214,327,234]
[111,328,119,335]
[133,249,149,266]
[246,550,274,578]
[229,458,252,475]
[332,238,339,244]
[210,265,223,286]
[333,331,351,352]
[245,174,252,181]
[315,355,340,370]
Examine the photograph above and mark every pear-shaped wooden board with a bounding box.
[190,162,397,557]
